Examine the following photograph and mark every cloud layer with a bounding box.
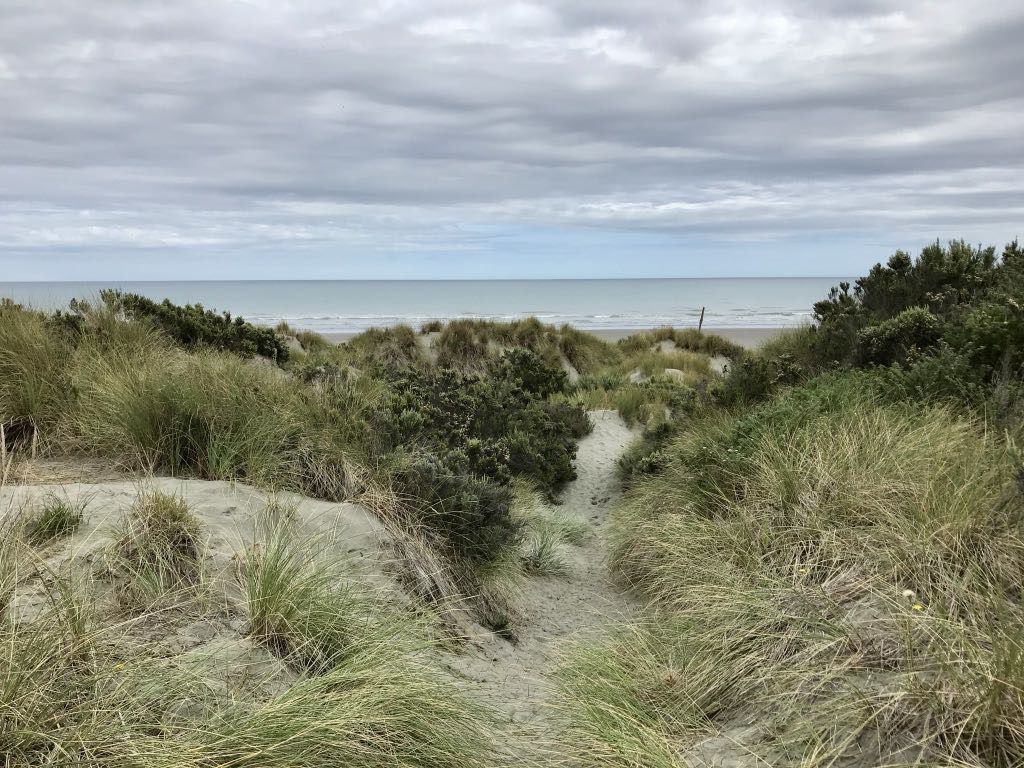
[2,0,1022,278]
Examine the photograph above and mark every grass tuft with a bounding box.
[22,492,87,545]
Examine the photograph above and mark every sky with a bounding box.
[1,0,1022,280]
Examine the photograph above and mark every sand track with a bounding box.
[444,410,638,761]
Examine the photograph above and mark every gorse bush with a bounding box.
[387,452,520,566]
[88,290,289,362]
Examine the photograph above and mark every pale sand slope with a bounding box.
[2,477,399,695]
[442,410,639,759]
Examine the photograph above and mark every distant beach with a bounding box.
[0,277,839,344]
[322,326,783,349]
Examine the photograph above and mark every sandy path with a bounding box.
[442,410,638,761]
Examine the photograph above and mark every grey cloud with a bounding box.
[0,0,1022,275]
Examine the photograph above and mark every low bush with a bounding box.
[379,364,585,497]
[92,290,289,362]
[420,319,444,333]
[855,305,942,365]
[386,451,520,566]
[487,348,568,398]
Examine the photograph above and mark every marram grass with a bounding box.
[552,375,1024,767]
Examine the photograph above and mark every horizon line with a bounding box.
[1,275,853,283]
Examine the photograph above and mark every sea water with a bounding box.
[0,277,846,333]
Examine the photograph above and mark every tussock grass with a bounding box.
[0,516,497,768]
[70,341,360,497]
[238,510,410,673]
[435,319,490,368]
[618,326,743,359]
[555,374,1024,767]
[514,483,588,577]
[294,329,331,353]
[108,490,204,604]
[0,303,70,445]
[617,348,711,379]
[21,492,88,545]
[344,325,423,370]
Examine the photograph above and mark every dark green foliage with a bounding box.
[388,452,519,565]
[724,238,1024,417]
[378,364,584,496]
[855,306,942,366]
[91,290,288,362]
[487,348,568,398]
[714,352,804,406]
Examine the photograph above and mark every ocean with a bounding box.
[0,278,845,333]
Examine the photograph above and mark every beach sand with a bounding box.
[322,326,785,349]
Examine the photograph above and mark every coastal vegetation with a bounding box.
[553,239,1024,767]
[4,238,1022,766]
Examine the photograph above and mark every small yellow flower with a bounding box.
[912,603,924,612]
[798,568,807,574]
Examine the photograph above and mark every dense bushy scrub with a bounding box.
[387,452,519,565]
[83,290,289,362]
[378,354,587,495]
[718,239,1024,413]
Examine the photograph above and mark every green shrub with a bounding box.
[487,348,568,398]
[714,352,804,405]
[379,366,584,496]
[93,290,289,362]
[387,452,520,565]
[855,305,942,365]
[420,319,444,334]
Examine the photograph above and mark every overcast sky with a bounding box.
[1,1,1022,280]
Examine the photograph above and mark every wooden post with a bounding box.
[698,306,705,332]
